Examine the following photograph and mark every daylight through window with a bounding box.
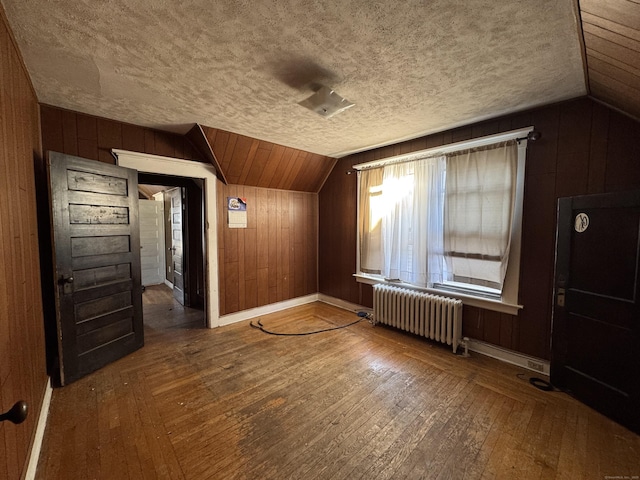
[356,128,530,312]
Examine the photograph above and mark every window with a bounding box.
[355,128,531,314]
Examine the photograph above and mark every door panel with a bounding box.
[49,152,143,385]
[169,188,185,305]
[139,199,165,286]
[552,190,640,433]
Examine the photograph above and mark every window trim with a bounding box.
[354,127,533,316]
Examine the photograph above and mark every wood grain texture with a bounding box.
[185,124,228,184]
[202,126,337,193]
[34,289,640,479]
[217,184,317,315]
[0,5,47,479]
[319,97,640,360]
[580,0,640,120]
[40,105,203,165]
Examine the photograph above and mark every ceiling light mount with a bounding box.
[298,85,354,118]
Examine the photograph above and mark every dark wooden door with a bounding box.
[169,187,185,305]
[49,152,143,385]
[552,190,640,433]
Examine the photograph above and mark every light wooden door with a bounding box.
[552,189,640,434]
[49,152,143,385]
[139,199,165,286]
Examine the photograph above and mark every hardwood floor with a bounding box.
[36,286,640,479]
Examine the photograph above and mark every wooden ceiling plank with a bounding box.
[590,69,640,101]
[222,133,241,179]
[237,138,260,186]
[581,11,640,43]
[298,154,329,193]
[312,156,338,193]
[580,0,640,32]
[591,82,640,120]
[270,149,296,190]
[591,72,640,121]
[583,23,640,54]
[244,147,271,187]
[313,157,339,194]
[212,130,231,171]
[185,124,228,184]
[258,144,285,188]
[285,151,310,192]
[588,48,640,76]
[584,32,640,70]
[588,56,640,92]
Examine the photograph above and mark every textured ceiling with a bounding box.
[2,0,586,158]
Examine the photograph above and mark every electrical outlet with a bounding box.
[527,360,544,372]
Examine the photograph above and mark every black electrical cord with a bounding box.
[516,372,560,392]
[250,312,371,336]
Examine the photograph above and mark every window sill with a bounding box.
[354,273,523,315]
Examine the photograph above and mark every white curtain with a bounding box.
[424,156,446,286]
[358,168,383,273]
[358,156,447,287]
[444,141,517,287]
[381,162,415,282]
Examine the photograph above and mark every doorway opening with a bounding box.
[113,149,220,328]
[138,172,206,330]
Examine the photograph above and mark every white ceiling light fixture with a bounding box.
[298,85,355,118]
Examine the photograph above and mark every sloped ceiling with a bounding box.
[579,0,640,120]
[1,0,587,158]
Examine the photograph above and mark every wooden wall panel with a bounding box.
[202,126,337,193]
[40,105,203,164]
[0,6,47,479]
[217,183,317,315]
[319,96,640,360]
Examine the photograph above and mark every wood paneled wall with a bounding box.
[217,183,318,315]
[39,107,325,318]
[0,6,47,479]
[202,126,337,192]
[319,97,640,360]
[40,105,203,165]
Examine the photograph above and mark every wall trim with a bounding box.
[466,338,550,375]
[317,293,370,314]
[218,294,320,326]
[24,378,53,480]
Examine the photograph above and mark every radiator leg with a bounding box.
[460,337,471,357]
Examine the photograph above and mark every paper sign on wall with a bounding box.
[228,197,247,228]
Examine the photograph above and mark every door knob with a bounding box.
[60,274,74,294]
[0,401,28,424]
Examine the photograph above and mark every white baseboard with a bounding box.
[164,279,173,289]
[218,293,550,376]
[216,294,319,327]
[466,338,550,375]
[317,294,371,315]
[25,377,53,480]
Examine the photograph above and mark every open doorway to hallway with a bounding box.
[142,284,204,331]
[138,173,206,329]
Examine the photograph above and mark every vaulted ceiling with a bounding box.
[579,0,640,120]
[1,1,638,159]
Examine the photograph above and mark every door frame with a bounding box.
[113,150,220,327]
